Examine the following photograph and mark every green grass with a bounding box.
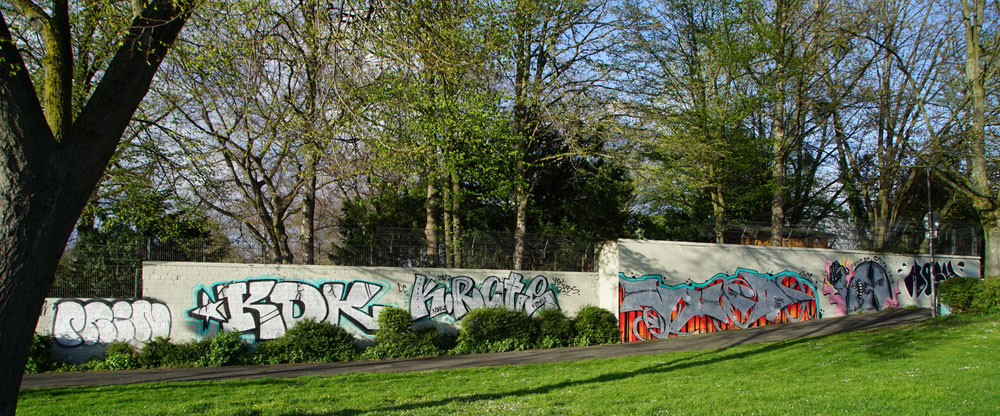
[18,313,1000,415]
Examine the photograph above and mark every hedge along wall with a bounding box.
[33,263,605,361]
[604,239,981,342]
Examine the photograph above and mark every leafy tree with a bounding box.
[55,177,227,296]
[0,0,195,411]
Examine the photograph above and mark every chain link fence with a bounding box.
[48,219,982,299]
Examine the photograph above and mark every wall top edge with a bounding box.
[613,239,982,260]
[141,261,597,276]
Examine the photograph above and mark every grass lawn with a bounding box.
[17,313,999,415]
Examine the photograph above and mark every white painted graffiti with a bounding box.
[409,272,560,320]
[52,299,171,347]
[187,278,389,340]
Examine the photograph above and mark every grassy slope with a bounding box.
[17,314,999,416]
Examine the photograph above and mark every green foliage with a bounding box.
[454,307,535,354]
[534,308,575,348]
[939,277,982,313]
[24,334,53,374]
[363,327,442,360]
[138,337,210,368]
[100,342,139,370]
[55,177,228,296]
[201,331,248,367]
[377,307,415,336]
[362,307,441,359]
[972,277,1000,313]
[253,319,356,364]
[572,306,619,346]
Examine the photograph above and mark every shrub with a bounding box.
[972,277,1000,314]
[939,277,982,313]
[534,308,574,348]
[573,306,619,346]
[138,336,209,368]
[362,307,440,360]
[24,334,53,374]
[377,307,414,336]
[454,307,534,354]
[101,341,139,370]
[201,331,248,367]
[255,319,357,364]
[363,327,441,360]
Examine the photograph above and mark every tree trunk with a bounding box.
[708,165,726,243]
[302,150,318,265]
[451,171,461,268]
[513,187,528,271]
[962,0,996,276]
[424,176,439,267]
[771,111,786,247]
[442,175,453,268]
[0,3,191,412]
[983,215,1000,277]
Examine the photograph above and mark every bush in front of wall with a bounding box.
[200,330,249,367]
[101,341,140,370]
[24,334,53,374]
[138,336,211,368]
[938,277,982,313]
[572,305,619,346]
[972,277,1000,314]
[362,307,440,359]
[254,318,357,364]
[534,308,575,348]
[377,306,415,335]
[453,307,535,354]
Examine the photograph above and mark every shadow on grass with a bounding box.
[848,314,980,361]
[287,336,814,416]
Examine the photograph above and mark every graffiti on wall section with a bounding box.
[899,260,968,298]
[409,272,560,321]
[823,258,899,316]
[52,299,171,347]
[186,277,389,341]
[618,269,817,342]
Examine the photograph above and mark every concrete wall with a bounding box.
[35,239,980,361]
[612,239,980,342]
[37,263,600,361]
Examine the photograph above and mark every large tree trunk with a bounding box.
[0,4,191,413]
[961,0,997,276]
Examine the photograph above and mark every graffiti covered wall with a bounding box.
[619,269,817,342]
[609,239,980,342]
[33,239,980,361]
[139,263,598,345]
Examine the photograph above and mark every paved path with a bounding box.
[20,307,931,390]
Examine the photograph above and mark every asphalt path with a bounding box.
[20,307,931,390]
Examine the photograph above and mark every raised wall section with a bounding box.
[612,239,980,342]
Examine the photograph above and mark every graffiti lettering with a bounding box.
[409,272,560,320]
[52,299,171,347]
[900,261,967,298]
[823,259,898,316]
[619,269,817,342]
[186,278,389,341]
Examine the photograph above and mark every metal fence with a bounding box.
[48,219,982,299]
[48,229,601,298]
